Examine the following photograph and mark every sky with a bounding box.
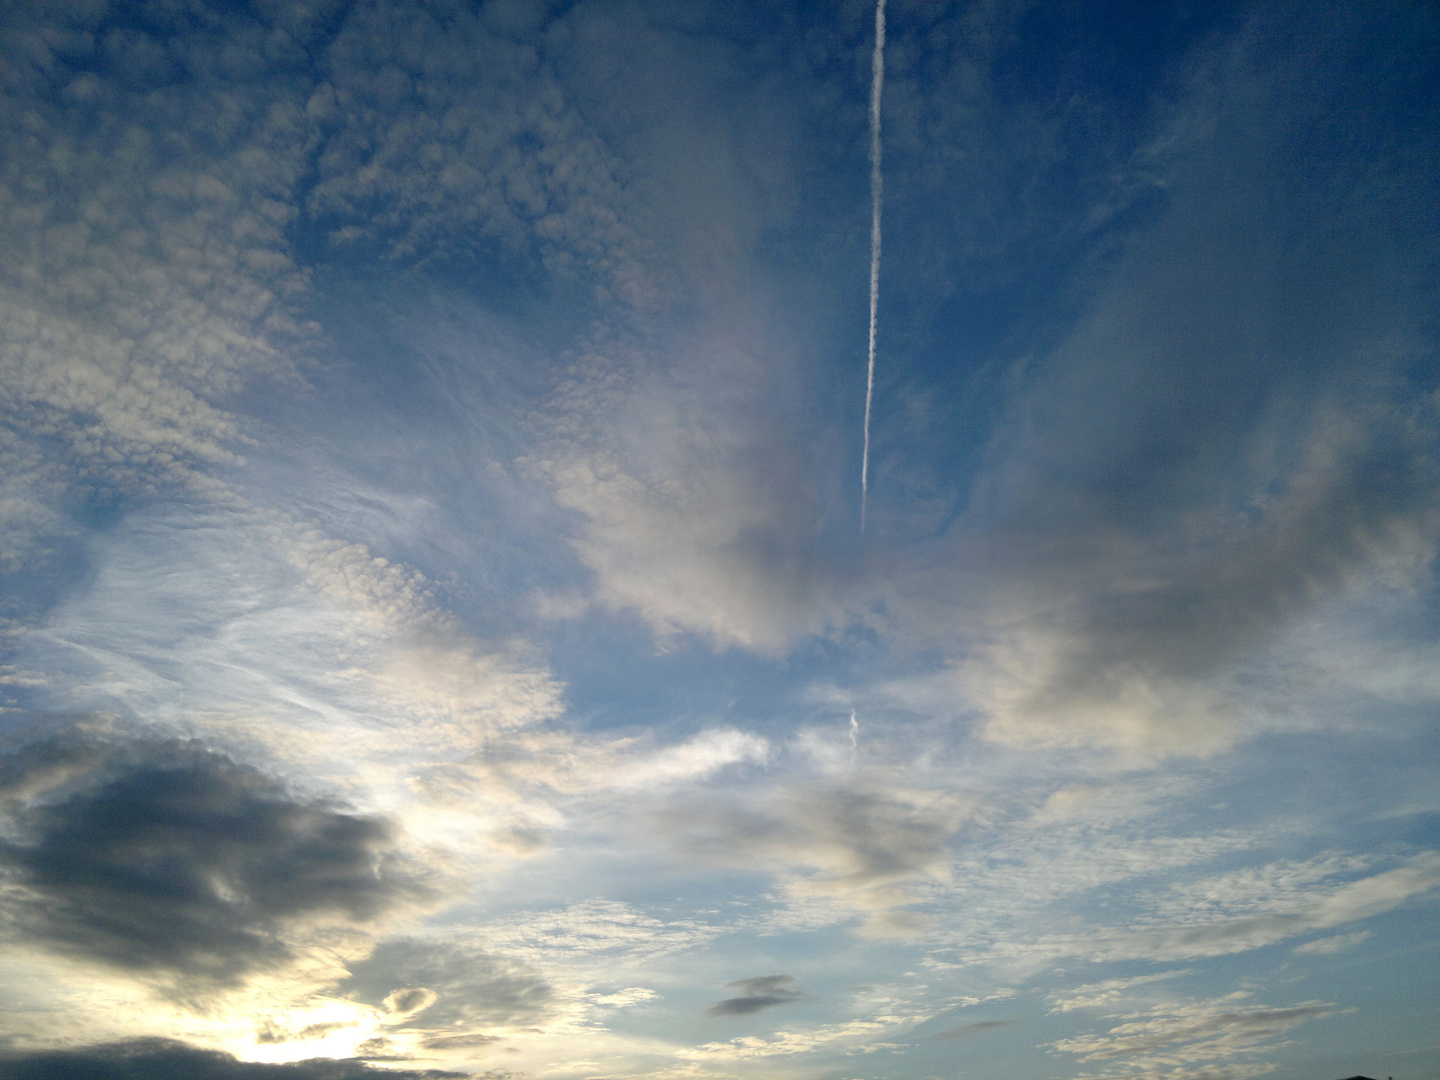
[0,1,1438,1079]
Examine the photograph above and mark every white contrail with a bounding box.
[849,710,860,767]
[860,0,886,534]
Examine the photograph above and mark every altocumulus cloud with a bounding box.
[0,736,431,989]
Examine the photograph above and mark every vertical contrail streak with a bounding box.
[860,0,886,534]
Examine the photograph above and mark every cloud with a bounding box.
[3,0,850,670]
[895,2,1440,760]
[659,779,976,930]
[958,402,1440,761]
[337,937,556,1035]
[679,1001,929,1062]
[383,987,441,1019]
[1022,782,1158,830]
[0,0,329,647]
[0,737,431,988]
[0,1039,464,1080]
[1292,930,1369,955]
[0,3,1434,1076]
[476,899,720,967]
[269,519,568,755]
[533,315,849,655]
[0,1,317,498]
[705,974,806,1017]
[916,796,1438,977]
[930,1018,1022,1040]
[1094,852,1440,962]
[607,729,769,790]
[504,6,863,658]
[1050,992,1334,1076]
[11,505,567,815]
[308,0,655,301]
[428,727,768,818]
[1049,971,1191,1013]
[936,850,1440,970]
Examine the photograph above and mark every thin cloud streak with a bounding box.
[860,0,886,534]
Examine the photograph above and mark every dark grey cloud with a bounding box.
[0,737,428,987]
[930,1018,1022,1040]
[0,1039,464,1080]
[705,974,806,1017]
[338,937,555,1034]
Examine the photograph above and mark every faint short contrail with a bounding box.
[849,710,860,766]
[860,0,886,534]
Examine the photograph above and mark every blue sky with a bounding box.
[1,2,1438,1079]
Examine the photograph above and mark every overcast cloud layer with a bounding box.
[1,2,1437,1079]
